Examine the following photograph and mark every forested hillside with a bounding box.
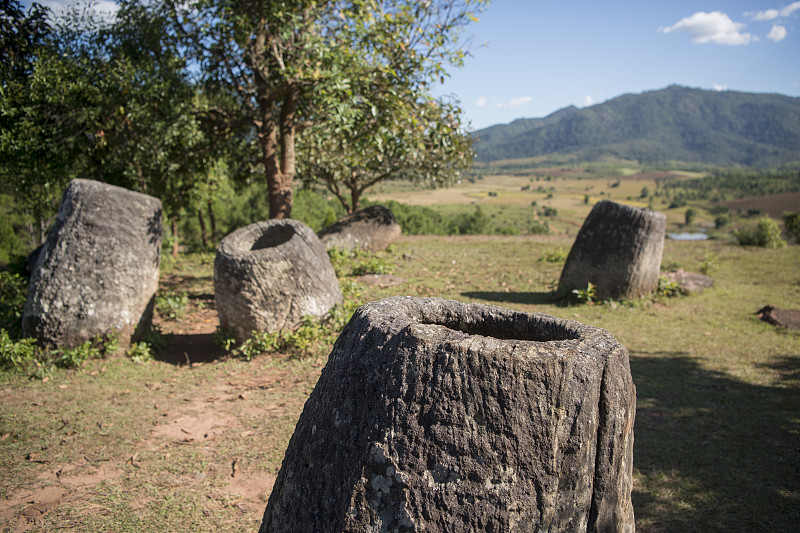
[473,86,800,166]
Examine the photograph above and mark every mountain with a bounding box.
[472,86,800,167]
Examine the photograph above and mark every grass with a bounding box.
[2,217,799,529]
[5,236,797,531]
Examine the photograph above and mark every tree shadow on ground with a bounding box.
[629,351,800,532]
[460,291,561,306]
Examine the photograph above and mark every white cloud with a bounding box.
[767,24,788,41]
[713,83,728,91]
[475,96,487,107]
[583,95,595,106]
[746,1,800,21]
[495,96,532,109]
[659,11,754,45]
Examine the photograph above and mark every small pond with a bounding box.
[668,232,709,241]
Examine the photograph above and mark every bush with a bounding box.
[156,290,189,320]
[0,272,27,338]
[783,211,800,242]
[540,247,568,263]
[530,222,549,235]
[657,276,682,297]
[734,217,786,248]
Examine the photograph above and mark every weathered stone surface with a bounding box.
[318,205,401,251]
[260,296,636,533]
[663,269,714,294]
[559,200,666,300]
[756,306,800,330]
[214,219,341,342]
[22,179,162,349]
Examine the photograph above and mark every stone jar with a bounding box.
[22,179,162,350]
[559,200,666,300]
[260,296,636,532]
[214,219,342,343]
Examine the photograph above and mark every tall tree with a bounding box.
[158,0,486,219]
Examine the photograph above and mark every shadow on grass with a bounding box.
[460,291,559,306]
[630,351,800,532]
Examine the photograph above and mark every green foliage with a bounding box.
[451,206,490,235]
[327,247,394,277]
[0,329,37,372]
[0,330,113,378]
[530,222,550,235]
[735,217,787,248]
[656,276,683,297]
[663,167,800,201]
[684,208,697,226]
[378,200,450,235]
[783,211,800,241]
[572,282,597,305]
[127,342,153,364]
[0,271,27,338]
[714,215,729,229]
[351,256,395,276]
[540,247,568,263]
[156,291,189,320]
[700,252,720,276]
[292,189,342,232]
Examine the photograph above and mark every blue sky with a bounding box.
[437,1,800,129]
[27,1,800,130]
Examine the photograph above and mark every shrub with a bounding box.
[783,211,800,242]
[572,282,596,305]
[700,252,719,276]
[540,247,568,263]
[734,217,786,248]
[530,222,549,235]
[0,271,27,338]
[714,215,729,229]
[156,291,189,319]
[351,256,394,276]
[656,276,682,297]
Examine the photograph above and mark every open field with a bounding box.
[369,167,797,238]
[1,235,799,532]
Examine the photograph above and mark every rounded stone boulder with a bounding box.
[22,179,162,349]
[260,296,636,533]
[214,219,342,342]
[559,200,666,300]
[318,205,401,252]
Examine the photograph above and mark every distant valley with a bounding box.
[472,85,800,167]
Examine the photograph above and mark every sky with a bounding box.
[435,1,800,129]
[25,1,800,130]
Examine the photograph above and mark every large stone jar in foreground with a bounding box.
[214,219,341,342]
[559,200,666,301]
[22,179,162,349]
[260,297,636,532]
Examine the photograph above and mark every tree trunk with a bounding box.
[171,213,179,257]
[350,186,360,215]
[207,198,217,242]
[258,101,292,220]
[197,208,209,249]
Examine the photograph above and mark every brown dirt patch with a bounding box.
[721,191,800,219]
